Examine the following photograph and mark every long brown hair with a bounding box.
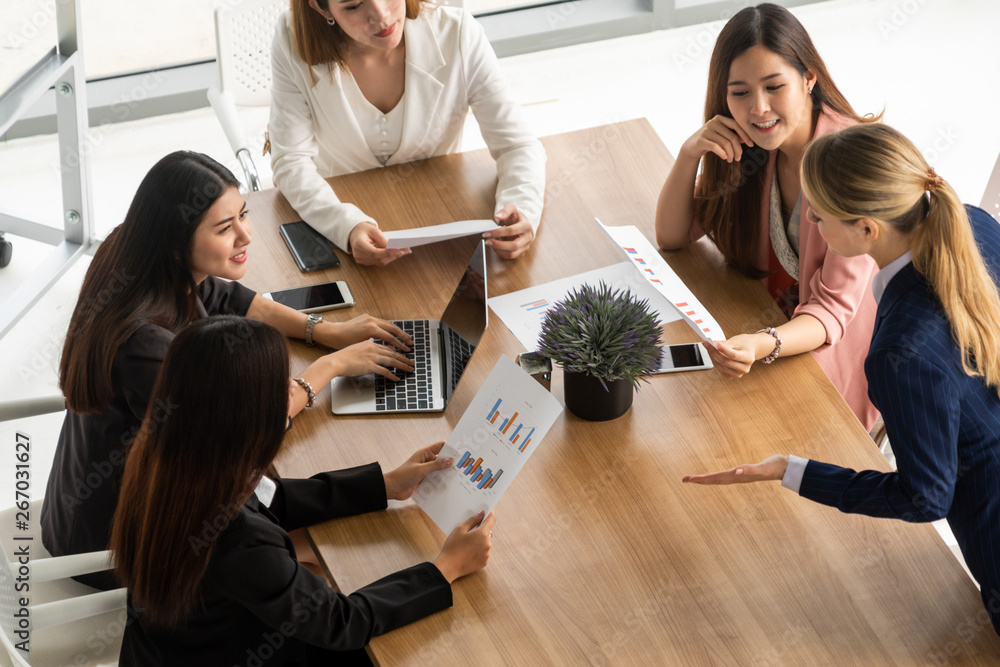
[694,3,876,278]
[59,151,240,414]
[292,0,426,79]
[802,124,1000,393]
[110,316,290,625]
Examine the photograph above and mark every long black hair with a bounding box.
[111,316,290,624]
[60,151,240,413]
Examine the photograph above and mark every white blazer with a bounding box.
[269,6,547,252]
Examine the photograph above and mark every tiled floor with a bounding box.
[2,0,995,575]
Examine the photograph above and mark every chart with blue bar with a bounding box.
[414,356,564,534]
[456,451,504,490]
[486,397,536,454]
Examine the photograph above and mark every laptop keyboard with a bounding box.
[446,326,476,391]
[373,320,434,411]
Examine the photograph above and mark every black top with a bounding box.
[40,277,256,589]
[120,464,453,665]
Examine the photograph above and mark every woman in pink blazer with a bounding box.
[655,3,880,430]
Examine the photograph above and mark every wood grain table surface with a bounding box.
[241,119,1000,666]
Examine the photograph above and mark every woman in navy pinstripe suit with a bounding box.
[684,123,1000,635]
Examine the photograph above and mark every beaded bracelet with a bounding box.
[292,377,316,408]
[756,327,782,364]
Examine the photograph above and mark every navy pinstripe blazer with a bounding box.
[799,205,1000,634]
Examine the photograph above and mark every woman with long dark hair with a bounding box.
[111,316,494,664]
[270,0,546,265]
[684,123,1000,634]
[655,3,881,430]
[42,151,414,589]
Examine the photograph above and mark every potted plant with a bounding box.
[538,281,663,421]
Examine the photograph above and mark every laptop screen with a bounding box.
[439,240,488,399]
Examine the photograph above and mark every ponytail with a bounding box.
[913,181,1000,389]
[802,123,1000,394]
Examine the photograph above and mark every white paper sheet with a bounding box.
[486,262,682,353]
[414,355,563,534]
[596,219,725,345]
[383,219,499,249]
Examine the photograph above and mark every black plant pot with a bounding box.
[563,371,633,421]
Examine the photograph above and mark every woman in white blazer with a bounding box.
[270,0,547,266]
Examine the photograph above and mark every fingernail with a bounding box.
[735,468,744,475]
[444,458,454,466]
[482,232,491,238]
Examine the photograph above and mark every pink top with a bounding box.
[691,107,880,430]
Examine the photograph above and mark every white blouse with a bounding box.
[342,74,405,167]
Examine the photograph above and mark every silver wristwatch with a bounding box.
[304,313,323,347]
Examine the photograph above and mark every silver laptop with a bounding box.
[329,241,488,415]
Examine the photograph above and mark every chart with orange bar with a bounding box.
[414,356,563,533]
[596,218,725,345]
[487,261,680,352]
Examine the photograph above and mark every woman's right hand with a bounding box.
[326,340,414,380]
[433,510,496,583]
[680,115,754,164]
[349,221,411,266]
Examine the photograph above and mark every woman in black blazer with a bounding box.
[41,151,415,589]
[111,316,495,664]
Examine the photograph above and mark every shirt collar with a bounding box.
[872,250,913,304]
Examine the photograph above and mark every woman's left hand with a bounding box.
[702,334,766,378]
[682,454,789,485]
[313,315,412,351]
[484,204,534,259]
[384,442,454,501]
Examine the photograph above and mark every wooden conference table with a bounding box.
[242,120,1000,665]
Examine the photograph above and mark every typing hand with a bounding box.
[484,204,534,259]
[383,441,453,501]
[349,221,411,266]
[682,455,789,485]
[326,340,413,380]
[315,315,412,351]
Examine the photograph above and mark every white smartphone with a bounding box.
[261,280,355,313]
[655,343,714,374]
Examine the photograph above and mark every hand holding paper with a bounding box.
[414,356,562,534]
[383,219,499,249]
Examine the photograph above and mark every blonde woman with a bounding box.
[269,0,546,266]
[684,123,1000,634]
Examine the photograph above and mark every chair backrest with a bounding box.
[214,0,288,107]
[0,502,126,666]
[981,150,1000,224]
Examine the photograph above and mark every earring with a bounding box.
[327,18,336,26]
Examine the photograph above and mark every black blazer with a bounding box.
[120,464,453,665]
[40,278,256,590]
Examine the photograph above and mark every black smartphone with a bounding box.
[279,221,340,272]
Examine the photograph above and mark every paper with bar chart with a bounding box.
[596,218,725,345]
[486,262,681,352]
[414,355,562,533]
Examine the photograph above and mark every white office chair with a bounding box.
[207,0,287,192]
[981,149,1000,223]
[0,502,126,666]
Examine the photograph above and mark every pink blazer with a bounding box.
[692,108,880,430]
